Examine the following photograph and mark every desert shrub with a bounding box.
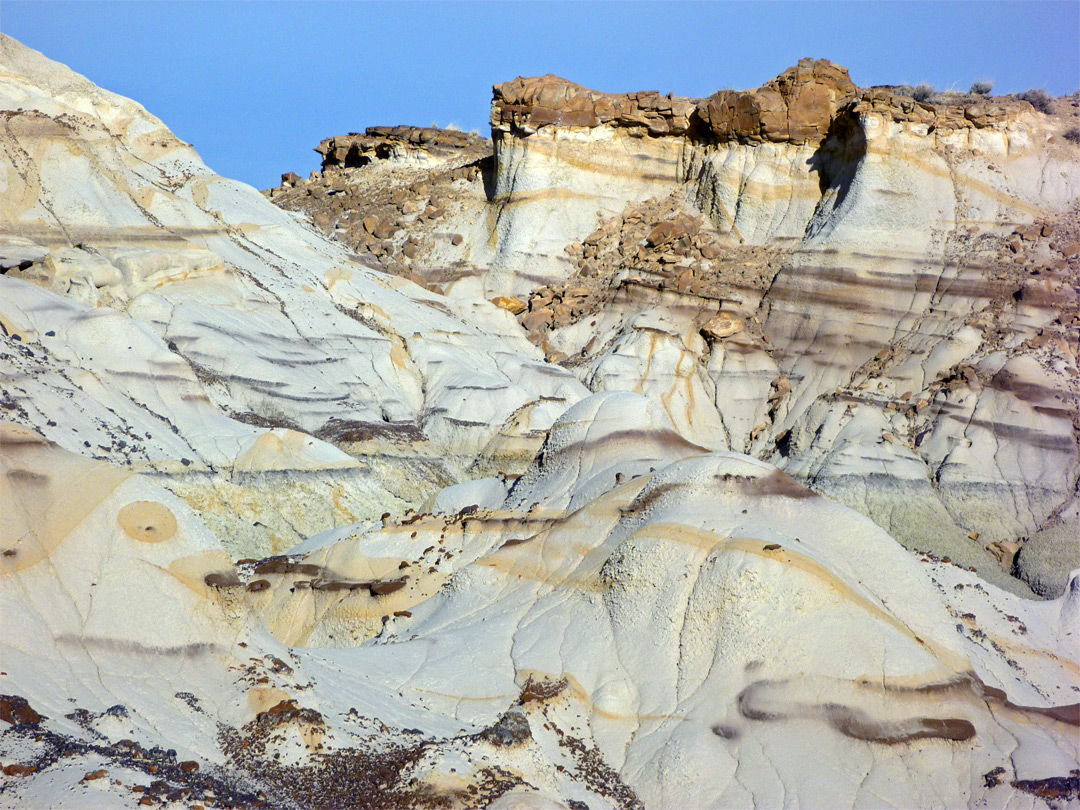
[970,80,993,96]
[1064,127,1080,145]
[912,84,935,102]
[1019,89,1053,114]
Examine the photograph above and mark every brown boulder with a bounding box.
[646,214,701,248]
[521,307,554,332]
[696,58,856,144]
[492,74,696,136]
[674,267,694,292]
[0,695,43,725]
[551,302,575,326]
[964,103,1008,127]
[987,540,1021,566]
[647,221,681,247]
[701,313,744,340]
[372,221,400,240]
[699,241,721,260]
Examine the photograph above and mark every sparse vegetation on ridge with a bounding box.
[911,83,935,102]
[1019,88,1053,114]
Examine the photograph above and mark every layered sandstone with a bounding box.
[270,61,1079,596]
[0,35,584,558]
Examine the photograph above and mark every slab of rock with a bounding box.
[492,74,696,136]
[317,125,488,170]
[701,312,744,339]
[1014,523,1080,597]
[372,220,399,240]
[695,58,856,144]
[490,296,526,315]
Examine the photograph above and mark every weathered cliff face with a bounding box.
[477,59,857,293]
[3,36,1080,810]
[0,35,585,559]
[456,61,1080,594]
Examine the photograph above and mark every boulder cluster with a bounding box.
[500,193,782,358]
[267,126,487,280]
[315,125,487,170]
[492,74,698,137]
[976,216,1080,344]
[493,58,857,144]
[493,58,1045,145]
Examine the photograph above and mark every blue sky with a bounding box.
[3,1,1078,189]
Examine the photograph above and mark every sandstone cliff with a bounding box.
[273,58,1080,598]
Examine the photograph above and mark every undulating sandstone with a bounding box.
[2,33,1079,810]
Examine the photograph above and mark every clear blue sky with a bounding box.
[2,1,1077,189]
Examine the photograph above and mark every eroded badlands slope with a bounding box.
[2,36,1079,810]
[275,59,1080,597]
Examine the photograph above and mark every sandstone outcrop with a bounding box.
[852,87,1031,129]
[316,125,488,170]
[491,59,858,145]
[696,57,856,143]
[492,74,697,137]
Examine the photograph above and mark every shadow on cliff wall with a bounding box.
[480,153,497,201]
[804,107,867,241]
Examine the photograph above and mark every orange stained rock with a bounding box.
[166,549,239,595]
[247,686,292,715]
[1,423,131,575]
[118,501,178,543]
